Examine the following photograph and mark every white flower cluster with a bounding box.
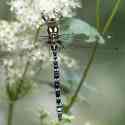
[9,0,81,27]
[0,0,81,88]
[0,20,35,52]
[3,58,24,84]
[30,47,49,62]
[0,21,20,52]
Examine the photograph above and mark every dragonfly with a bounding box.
[40,12,65,121]
[38,10,124,121]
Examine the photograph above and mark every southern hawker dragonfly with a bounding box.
[36,12,124,121]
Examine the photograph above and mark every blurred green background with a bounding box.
[0,0,125,125]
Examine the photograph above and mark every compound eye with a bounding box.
[49,27,53,33]
[54,27,58,32]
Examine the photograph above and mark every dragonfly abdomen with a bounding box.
[41,15,64,120]
[51,45,63,121]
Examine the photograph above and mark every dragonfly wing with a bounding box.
[37,24,49,46]
[59,17,105,45]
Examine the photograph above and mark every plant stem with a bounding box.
[19,24,43,84]
[23,24,43,74]
[7,102,15,125]
[6,24,43,125]
[64,42,98,113]
[22,24,43,76]
[16,60,30,98]
[103,0,122,34]
[34,25,42,44]
[96,0,101,31]
[64,0,122,113]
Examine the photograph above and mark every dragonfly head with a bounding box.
[48,18,57,25]
[48,18,59,34]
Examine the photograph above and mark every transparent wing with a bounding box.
[58,17,105,44]
[39,17,105,45]
[39,35,124,54]
[38,18,124,54]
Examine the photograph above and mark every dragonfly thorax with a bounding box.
[47,18,59,45]
[48,26,58,34]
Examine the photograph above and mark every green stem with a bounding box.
[16,60,30,98]
[23,24,43,75]
[64,0,122,113]
[64,42,98,113]
[7,102,15,125]
[19,24,43,84]
[16,25,43,98]
[103,0,122,34]
[96,0,101,31]
[34,25,42,44]
[6,24,43,125]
